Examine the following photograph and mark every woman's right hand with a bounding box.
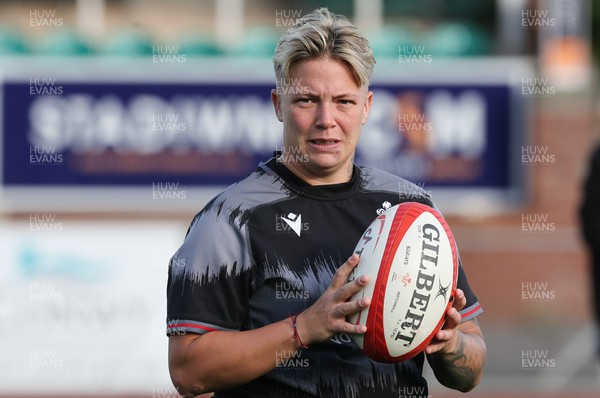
[294,254,371,345]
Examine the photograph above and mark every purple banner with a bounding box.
[2,80,513,188]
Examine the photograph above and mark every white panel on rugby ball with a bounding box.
[348,202,458,362]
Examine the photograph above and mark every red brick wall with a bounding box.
[450,94,596,326]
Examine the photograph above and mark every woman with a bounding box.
[166,8,486,398]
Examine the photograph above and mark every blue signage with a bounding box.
[2,80,513,189]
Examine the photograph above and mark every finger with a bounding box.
[335,273,370,301]
[451,289,466,311]
[330,254,360,288]
[336,296,371,318]
[434,328,454,342]
[425,339,447,355]
[340,322,367,335]
[425,329,454,355]
[441,306,462,330]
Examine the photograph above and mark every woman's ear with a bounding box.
[271,89,283,122]
[362,91,373,125]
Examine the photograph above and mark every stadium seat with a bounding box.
[35,29,93,55]
[0,27,29,54]
[425,22,490,57]
[229,27,279,57]
[103,28,154,56]
[368,25,417,59]
[178,35,221,57]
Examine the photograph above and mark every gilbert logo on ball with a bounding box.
[348,202,458,362]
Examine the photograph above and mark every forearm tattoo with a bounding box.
[429,328,486,392]
[444,333,475,390]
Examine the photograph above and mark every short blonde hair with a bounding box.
[273,7,375,87]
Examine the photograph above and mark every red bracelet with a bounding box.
[290,312,310,349]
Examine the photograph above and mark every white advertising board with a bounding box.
[0,219,188,395]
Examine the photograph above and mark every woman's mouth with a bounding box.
[309,139,340,150]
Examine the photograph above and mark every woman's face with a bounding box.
[272,57,373,185]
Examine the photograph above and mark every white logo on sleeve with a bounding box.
[376,201,392,215]
[282,213,302,237]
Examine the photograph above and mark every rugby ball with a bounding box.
[347,202,458,362]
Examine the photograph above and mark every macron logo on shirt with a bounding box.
[275,212,309,237]
[282,213,303,237]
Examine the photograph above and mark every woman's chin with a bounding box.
[304,152,342,169]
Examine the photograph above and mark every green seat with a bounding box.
[103,29,154,56]
[178,35,221,57]
[36,29,93,55]
[229,28,279,57]
[304,0,352,14]
[368,25,417,59]
[425,22,490,57]
[0,28,29,54]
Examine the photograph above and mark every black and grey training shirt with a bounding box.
[166,157,483,398]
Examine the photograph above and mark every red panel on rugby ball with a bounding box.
[348,202,458,363]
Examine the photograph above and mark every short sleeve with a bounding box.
[456,255,483,322]
[431,201,483,322]
[166,199,253,336]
